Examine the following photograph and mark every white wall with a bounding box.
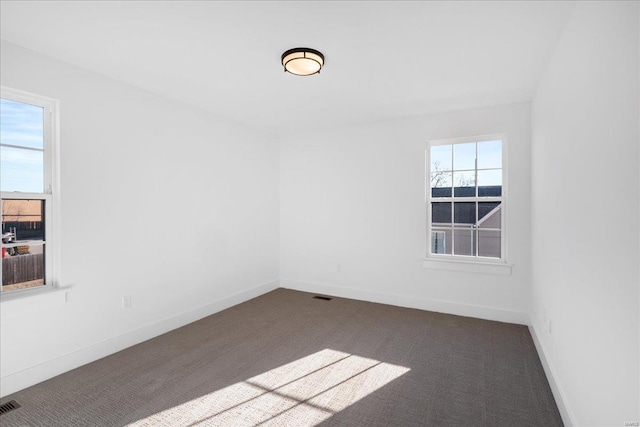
[280,102,531,323]
[0,41,280,396]
[531,2,639,426]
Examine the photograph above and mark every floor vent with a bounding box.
[313,295,333,301]
[0,400,21,416]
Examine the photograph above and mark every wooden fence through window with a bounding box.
[2,254,44,286]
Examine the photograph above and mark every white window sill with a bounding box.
[0,284,65,303]
[423,257,513,275]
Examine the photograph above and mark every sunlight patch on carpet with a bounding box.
[128,348,410,426]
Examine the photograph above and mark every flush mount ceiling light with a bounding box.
[281,48,324,76]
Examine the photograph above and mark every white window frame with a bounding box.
[423,134,512,275]
[1,86,60,298]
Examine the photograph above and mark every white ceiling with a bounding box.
[0,1,575,136]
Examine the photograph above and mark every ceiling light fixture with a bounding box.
[281,48,324,76]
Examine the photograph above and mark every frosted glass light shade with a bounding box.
[282,48,324,76]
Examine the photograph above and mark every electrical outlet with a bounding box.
[122,295,132,309]
[64,291,70,303]
[337,264,342,272]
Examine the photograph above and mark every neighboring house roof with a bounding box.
[431,185,501,198]
[432,185,502,226]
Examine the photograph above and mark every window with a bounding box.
[1,87,59,295]
[426,135,506,265]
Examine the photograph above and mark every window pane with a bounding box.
[453,142,475,170]
[453,228,476,256]
[2,199,45,241]
[454,202,476,225]
[430,144,452,172]
[430,171,452,198]
[1,146,44,193]
[478,230,501,258]
[2,199,46,292]
[478,202,501,229]
[477,169,502,196]
[0,98,44,150]
[453,171,475,197]
[431,229,451,255]
[2,243,45,292]
[477,140,502,169]
[431,202,452,226]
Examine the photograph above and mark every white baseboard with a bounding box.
[528,319,576,427]
[280,279,529,325]
[0,280,279,397]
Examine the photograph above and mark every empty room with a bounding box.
[0,1,638,426]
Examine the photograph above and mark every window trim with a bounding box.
[424,133,512,274]
[1,86,60,299]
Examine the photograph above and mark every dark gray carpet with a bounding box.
[0,288,563,426]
